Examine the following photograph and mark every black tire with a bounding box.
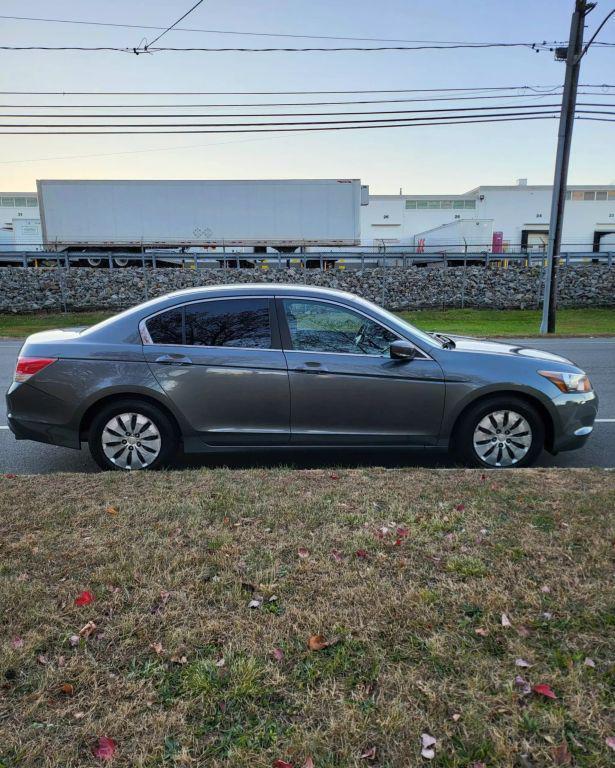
[88,398,179,471]
[452,396,545,469]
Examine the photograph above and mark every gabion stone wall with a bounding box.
[0,265,613,313]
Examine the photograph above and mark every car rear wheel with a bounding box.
[88,400,178,471]
[453,397,545,469]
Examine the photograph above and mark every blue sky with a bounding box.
[1,0,614,192]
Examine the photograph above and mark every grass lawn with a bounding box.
[398,308,615,338]
[1,308,614,340]
[1,468,614,767]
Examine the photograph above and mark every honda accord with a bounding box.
[6,285,598,470]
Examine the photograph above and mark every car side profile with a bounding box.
[6,284,598,470]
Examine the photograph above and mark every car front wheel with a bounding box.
[88,399,178,471]
[453,397,545,469]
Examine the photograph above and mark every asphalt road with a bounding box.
[1,337,613,474]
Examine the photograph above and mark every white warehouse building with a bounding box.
[362,180,615,253]
[2,180,615,254]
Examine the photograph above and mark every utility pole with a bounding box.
[540,0,593,334]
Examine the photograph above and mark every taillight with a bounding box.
[14,356,57,383]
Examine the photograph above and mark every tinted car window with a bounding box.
[146,308,183,345]
[283,300,397,355]
[185,298,271,348]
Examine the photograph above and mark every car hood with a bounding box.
[447,335,574,365]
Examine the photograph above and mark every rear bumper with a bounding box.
[550,390,599,453]
[6,382,81,449]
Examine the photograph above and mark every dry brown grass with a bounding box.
[1,468,614,767]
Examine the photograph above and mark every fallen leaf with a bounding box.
[215,657,225,667]
[74,711,85,719]
[79,621,96,639]
[272,648,284,662]
[532,683,557,699]
[170,653,188,665]
[551,741,572,765]
[514,675,532,696]
[69,634,80,647]
[474,627,489,637]
[606,736,615,751]
[74,590,95,607]
[331,549,343,562]
[149,642,163,655]
[501,613,512,628]
[541,585,551,593]
[59,683,74,696]
[92,736,117,761]
[542,611,553,620]
[517,625,532,638]
[4,473,17,479]
[454,503,465,512]
[472,763,487,768]
[303,759,314,768]
[515,658,532,668]
[329,473,340,480]
[452,713,461,722]
[11,637,24,649]
[355,549,369,559]
[396,526,409,538]
[37,654,48,665]
[360,746,377,760]
[272,760,293,768]
[297,547,310,559]
[106,506,119,516]
[583,657,595,668]
[421,733,436,759]
[308,634,329,651]
[248,598,262,609]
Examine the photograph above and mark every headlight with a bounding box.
[538,370,592,393]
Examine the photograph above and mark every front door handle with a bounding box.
[155,353,193,366]
[296,364,328,374]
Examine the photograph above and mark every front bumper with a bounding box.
[549,389,599,453]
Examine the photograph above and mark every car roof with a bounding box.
[162,283,358,302]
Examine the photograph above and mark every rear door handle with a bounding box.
[155,353,193,366]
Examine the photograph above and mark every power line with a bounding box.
[2,102,590,119]
[0,42,565,54]
[0,114,565,134]
[4,92,591,109]
[579,8,615,59]
[4,85,608,95]
[144,0,207,49]
[0,14,577,46]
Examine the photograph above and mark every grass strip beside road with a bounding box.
[1,468,613,767]
[1,308,615,340]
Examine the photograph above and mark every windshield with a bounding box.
[352,297,442,348]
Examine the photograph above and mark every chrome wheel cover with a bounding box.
[472,410,532,468]
[101,412,161,470]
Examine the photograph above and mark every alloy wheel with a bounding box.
[472,409,532,467]
[101,412,161,470]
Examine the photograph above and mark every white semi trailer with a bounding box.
[36,179,368,266]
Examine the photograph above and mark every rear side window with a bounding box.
[146,308,183,345]
[185,298,271,348]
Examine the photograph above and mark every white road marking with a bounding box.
[0,425,9,429]
[595,418,615,423]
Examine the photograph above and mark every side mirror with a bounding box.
[390,340,417,361]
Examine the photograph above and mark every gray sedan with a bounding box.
[6,284,598,470]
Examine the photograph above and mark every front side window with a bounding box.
[185,298,271,348]
[283,300,397,356]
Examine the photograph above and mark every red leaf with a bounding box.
[273,761,293,768]
[11,636,24,649]
[355,549,369,559]
[297,547,310,559]
[455,503,465,512]
[4,473,17,479]
[329,473,340,480]
[272,648,284,662]
[74,590,95,607]
[92,736,117,760]
[396,526,409,538]
[331,549,343,562]
[532,683,557,699]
